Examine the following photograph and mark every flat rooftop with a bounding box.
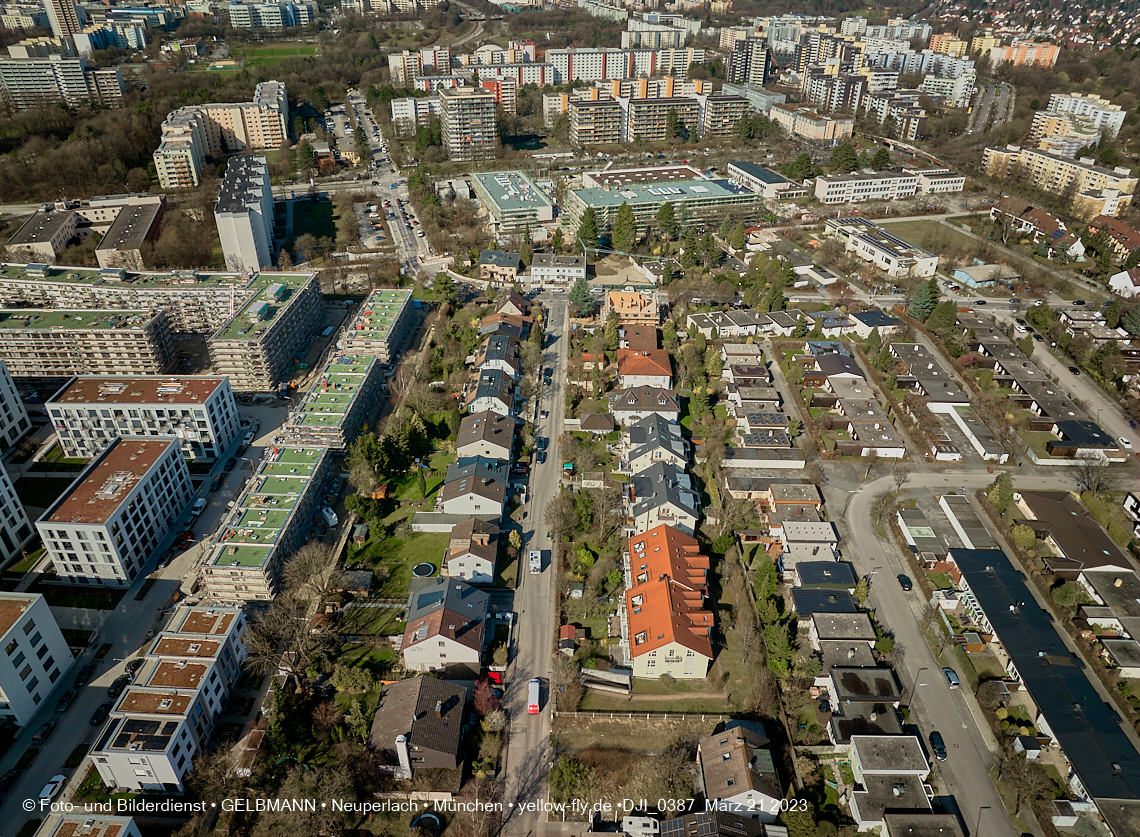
[46,438,173,525]
[583,164,707,189]
[212,272,313,341]
[345,288,412,343]
[144,660,210,689]
[0,262,309,289]
[0,309,153,331]
[52,817,139,837]
[49,376,225,406]
[117,688,193,716]
[573,177,758,208]
[471,171,553,212]
[0,594,37,639]
[287,353,377,431]
[728,160,797,185]
[150,636,221,658]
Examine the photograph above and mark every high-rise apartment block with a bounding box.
[226,1,315,29]
[992,40,1059,67]
[200,445,332,601]
[0,359,30,452]
[154,81,288,189]
[0,593,73,726]
[545,47,706,83]
[0,308,174,380]
[0,460,32,564]
[281,352,382,451]
[1027,110,1102,159]
[439,86,498,163]
[36,437,192,587]
[983,144,1137,217]
[1047,93,1126,140]
[207,273,323,391]
[91,605,248,792]
[929,34,967,57]
[215,155,274,273]
[727,38,773,86]
[46,375,241,461]
[43,0,81,39]
[387,46,451,86]
[0,54,123,110]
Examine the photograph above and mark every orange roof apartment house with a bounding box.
[604,290,660,326]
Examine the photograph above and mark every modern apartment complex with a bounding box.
[200,445,332,601]
[280,352,382,452]
[1047,92,1126,139]
[91,605,249,792]
[0,308,174,380]
[992,40,1059,67]
[0,464,33,568]
[470,171,555,233]
[569,98,624,146]
[439,86,498,163]
[36,437,193,587]
[342,288,414,362]
[46,376,241,462]
[0,55,124,110]
[982,145,1137,217]
[0,593,73,726]
[1026,109,1102,159]
[726,37,773,86]
[0,359,30,452]
[214,155,274,273]
[387,46,452,86]
[206,273,323,391]
[390,96,442,135]
[153,81,288,189]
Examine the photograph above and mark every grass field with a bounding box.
[346,532,448,597]
[551,715,720,752]
[293,199,336,240]
[337,606,406,637]
[881,219,981,257]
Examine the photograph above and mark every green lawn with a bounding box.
[882,220,981,255]
[563,595,614,642]
[337,606,406,637]
[293,199,336,240]
[346,532,448,597]
[580,693,731,713]
[335,642,399,676]
[14,476,77,508]
[926,571,955,590]
[1080,491,1135,549]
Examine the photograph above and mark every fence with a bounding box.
[553,711,729,721]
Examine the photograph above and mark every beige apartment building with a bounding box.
[569,98,623,146]
[623,96,701,143]
[982,144,1137,216]
[440,87,498,163]
[769,104,853,144]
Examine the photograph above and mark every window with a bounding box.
[22,619,35,635]
[4,640,15,655]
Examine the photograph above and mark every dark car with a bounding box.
[107,675,130,698]
[536,437,548,450]
[32,720,56,744]
[1074,299,1086,306]
[0,767,22,793]
[55,689,77,713]
[536,451,547,464]
[210,475,223,492]
[1068,366,1081,375]
[929,730,947,761]
[1033,333,1044,342]
[973,299,987,306]
[75,662,96,687]
[897,574,913,591]
[90,701,113,726]
[125,658,145,678]
[1015,318,1026,326]
[223,457,237,472]
[544,367,553,378]
[544,377,553,387]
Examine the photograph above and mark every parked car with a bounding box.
[177,530,194,549]
[55,689,77,713]
[1033,334,1044,342]
[536,451,547,464]
[107,674,130,698]
[1120,437,1133,450]
[973,299,987,306]
[32,720,56,744]
[223,457,237,472]
[942,667,960,689]
[210,475,223,492]
[38,774,66,802]
[125,658,145,678]
[929,731,948,761]
[75,663,96,687]
[897,574,913,591]
[191,498,207,517]
[90,701,113,726]
[536,437,548,450]
[0,768,22,793]
[1073,299,1086,306]
[1068,366,1081,375]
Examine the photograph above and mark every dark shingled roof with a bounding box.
[368,676,468,767]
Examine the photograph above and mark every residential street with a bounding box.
[502,294,568,835]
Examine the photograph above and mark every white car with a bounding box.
[1120,437,1133,450]
[39,774,66,802]
[191,498,207,517]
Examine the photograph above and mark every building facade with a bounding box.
[439,87,498,163]
[0,593,73,725]
[214,155,274,273]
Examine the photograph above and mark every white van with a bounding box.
[528,550,541,574]
[321,507,339,527]
[191,498,207,517]
[527,679,541,714]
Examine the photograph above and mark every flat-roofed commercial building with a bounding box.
[207,273,323,391]
[200,445,332,602]
[91,605,248,792]
[281,353,382,452]
[903,166,965,194]
[6,208,78,262]
[342,288,414,362]
[727,160,808,199]
[36,437,192,587]
[46,375,240,461]
[470,171,555,233]
[564,174,764,238]
[0,592,73,725]
[825,217,938,278]
[0,308,173,380]
[95,200,164,271]
[814,171,919,203]
[440,86,498,163]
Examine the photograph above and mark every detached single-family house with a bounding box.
[478,250,521,285]
[437,456,508,517]
[621,413,689,474]
[617,348,673,389]
[456,410,516,460]
[368,675,468,776]
[609,386,681,425]
[401,577,489,676]
[696,723,784,822]
[1109,267,1140,298]
[464,369,515,416]
[495,288,529,317]
[850,310,901,339]
[472,334,520,379]
[443,517,499,583]
[628,462,701,535]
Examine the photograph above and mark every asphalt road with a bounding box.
[502,294,568,835]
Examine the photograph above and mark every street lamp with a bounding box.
[973,805,991,837]
[910,666,928,699]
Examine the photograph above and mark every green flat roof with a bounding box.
[346,289,412,342]
[212,272,315,341]
[0,263,312,289]
[0,309,152,330]
[212,544,273,568]
[287,353,378,433]
[472,171,553,213]
[571,178,759,208]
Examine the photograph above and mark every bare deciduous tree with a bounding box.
[282,541,346,604]
[546,489,578,542]
[245,595,334,692]
[892,461,910,495]
[1071,455,1122,497]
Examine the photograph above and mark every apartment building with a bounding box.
[624,525,713,679]
[226,1,316,29]
[546,47,706,83]
[390,96,441,136]
[214,155,274,273]
[281,352,382,452]
[470,171,554,233]
[0,593,73,725]
[531,253,587,286]
[1026,110,1101,158]
[969,33,1001,56]
[154,81,288,189]
[95,200,164,272]
[388,46,451,86]
[727,37,773,86]
[46,375,240,462]
[439,86,498,163]
[860,49,975,80]
[699,94,750,139]
[36,438,192,587]
[622,96,701,143]
[903,166,965,194]
[727,161,808,199]
[916,73,974,107]
[480,77,518,116]
[803,69,867,115]
[0,308,173,380]
[605,291,659,326]
[5,5,50,32]
[6,208,77,262]
[982,145,1137,216]
[622,25,685,49]
[0,54,123,110]
[929,34,967,57]
[201,445,332,602]
[992,40,1059,67]
[478,62,553,87]
[826,217,938,278]
[792,30,858,75]
[569,98,623,146]
[0,360,29,451]
[769,104,853,144]
[38,818,143,837]
[814,171,919,203]
[207,273,323,391]
[864,92,928,140]
[1047,92,1126,139]
[342,288,414,362]
[91,605,248,792]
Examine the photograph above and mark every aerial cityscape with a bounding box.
[0,1,1140,837]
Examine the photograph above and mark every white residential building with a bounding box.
[1048,92,1126,139]
[529,253,587,286]
[442,517,499,584]
[91,605,248,792]
[903,166,965,194]
[36,438,192,587]
[215,155,274,273]
[825,217,938,278]
[813,171,919,203]
[0,592,73,725]
[47,375,241,462]
[0,359,30,452]
[0,465,32,567]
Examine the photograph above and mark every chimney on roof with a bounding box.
[448,624,456,638]
[1116,577,1124,587]
[434,701,443,717]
